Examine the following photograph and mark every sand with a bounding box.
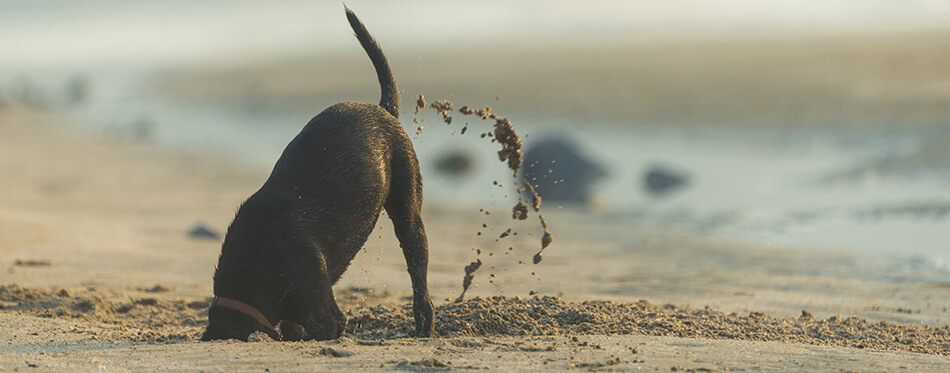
[3,29,950,370]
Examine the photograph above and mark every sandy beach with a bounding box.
[1,105,949,370]
[2,16,950,371]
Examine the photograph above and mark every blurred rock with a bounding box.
[130,116,155,141]
[188,223,220,240]
[65,75,89,106]
[522,137,606,205]
[433,150,474,177]
[10,77,43,108]
[644,165,688,197]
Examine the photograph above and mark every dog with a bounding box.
[201,7,434,341]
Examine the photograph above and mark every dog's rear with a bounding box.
[202,7,433,342]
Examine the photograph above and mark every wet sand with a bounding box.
[2,28,950,370]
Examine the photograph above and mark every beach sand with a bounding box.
[2,28,950,371]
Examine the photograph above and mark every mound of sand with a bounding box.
[351,296,949,356]
[2,285,946,357]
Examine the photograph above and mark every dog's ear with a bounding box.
[200,307,258,341]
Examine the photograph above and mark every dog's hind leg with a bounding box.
[384,147,435,338]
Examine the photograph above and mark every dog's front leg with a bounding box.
[279,254,346,341]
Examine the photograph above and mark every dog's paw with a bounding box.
[278,320,308,341]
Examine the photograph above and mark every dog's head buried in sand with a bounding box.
[201,7,434,342]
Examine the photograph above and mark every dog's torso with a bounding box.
[215,102,409,292]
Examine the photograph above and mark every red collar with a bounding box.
[210,296,281,341]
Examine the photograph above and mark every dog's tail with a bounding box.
[345,7,400,118]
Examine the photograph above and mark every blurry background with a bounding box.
[2,0,949,271]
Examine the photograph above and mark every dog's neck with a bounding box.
[210,296,281,341]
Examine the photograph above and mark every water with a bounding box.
[1,1,948,274]
[417,121,950,260]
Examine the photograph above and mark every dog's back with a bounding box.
[245,102,410,278]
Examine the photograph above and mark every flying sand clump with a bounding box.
[416,94,453,125]
[454,259,483,303]
[413,94,426,116]
[522,180,553,264]
[413,95,552,300]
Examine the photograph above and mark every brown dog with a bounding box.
[201,7,434,341]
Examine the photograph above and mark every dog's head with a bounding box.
[200,306,264,342]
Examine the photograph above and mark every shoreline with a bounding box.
[160,26,950,130]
